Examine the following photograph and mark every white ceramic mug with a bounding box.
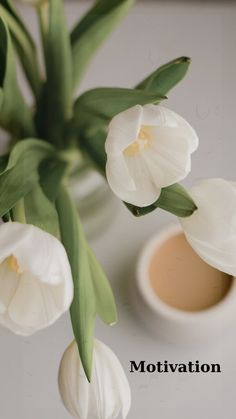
[133,223,236,342]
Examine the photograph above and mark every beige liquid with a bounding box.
[149,233,233,311]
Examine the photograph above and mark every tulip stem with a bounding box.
[37,2,48,62]
[12,199,27,224]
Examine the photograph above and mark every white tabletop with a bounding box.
[1,1,236,418]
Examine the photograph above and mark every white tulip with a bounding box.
[105,104,198,207]
[0,222,73,336]
[180,178,236,276]
[58,339,131,419]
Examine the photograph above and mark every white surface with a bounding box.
[1,1,236,418]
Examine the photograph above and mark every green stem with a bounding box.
[37,1,49,65]
[12,198,26,224]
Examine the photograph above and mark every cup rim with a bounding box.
[136,222,236,324]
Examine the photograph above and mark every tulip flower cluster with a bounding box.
[0,0,234,418]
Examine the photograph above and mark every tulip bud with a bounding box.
[58,339,131,419]
[180,178,236,276]
[105,104,198,207]
[0,222,73,335]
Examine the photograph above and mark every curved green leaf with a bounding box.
[56,186,96,381]
[71,0,134,88]
[88,246,117,326]
[74,124,107,174]
[39,158,68,202]
[136,56,191,95]
[0,0,41,98]
[0,18,35,137]
[126,183,197,217]
[75,87,166,121]
[0,139,54,217]
[24,183,60,238]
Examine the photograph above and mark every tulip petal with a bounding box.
[8,272,50,332]
[59,341,89,419]
[0,222,73,335]
[90,349,119,419]
[95,341,131,419]
[122,154,161,206]
[180,179,236,276]
[143,129,191,187]
[183,234,236,276]
[142,105,198,152]
[142,104,179,127]
[0,222,32,264]
[106,154,135,193]
[105,105,142,155]
[8,272,66,333]
[181,179,236,241]
[0,260,19,314]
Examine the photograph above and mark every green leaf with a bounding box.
[71,0,134,88]
[87,246,117,326]
[39,158,68,202]
[126,183,197,217]
[0,154,8,172]
[0,139,54,217]
[0,18,35,137]
[0,89,3,108]
[77,125,107,174]
[136,56,191,95]
[37,0,73,145]
[0,0,41,98]
[20,156,67,237]
[24,183,60,238]
[75,87,166,122]
[56,186,96,381]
